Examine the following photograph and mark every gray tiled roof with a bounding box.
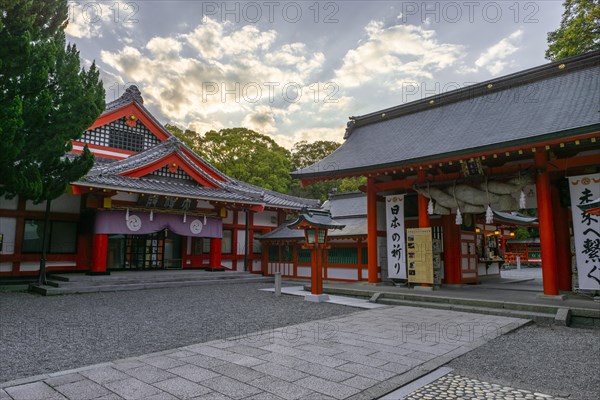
[79,174,258,203]
[292,52,600,180]
[322,192,366,218]
[259,217,366,240]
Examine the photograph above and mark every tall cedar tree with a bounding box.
[0,0,105,282]
[546,0,600,60]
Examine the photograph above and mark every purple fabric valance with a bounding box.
[94,210,222,238]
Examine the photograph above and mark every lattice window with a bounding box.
[80,118,160,152]
[149,165,195,182]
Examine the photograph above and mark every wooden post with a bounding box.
[210,237,222,270]
[91,234,108,274]
[442,214,461,284]
[417,170,430,228]
[535,150,559,296]
[552,185,572,292]
[367,177,379,283]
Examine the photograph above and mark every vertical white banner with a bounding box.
[569,173,600,291]
[385,194,406,279]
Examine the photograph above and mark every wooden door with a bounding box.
[460,231,478,283]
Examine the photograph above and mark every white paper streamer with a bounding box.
[125,208,129,221]
[455,208,462,225]
[485,205,494,224]
[150,210,153,221]
[427,199,434,215]
[183,213,187,223]
[519,190,527,209]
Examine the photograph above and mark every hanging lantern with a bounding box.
[486,205,494,224]
[150,210,154,221]
[519,190,527,209]
[427,199,434,215]
[455,208,462,225]
[183,213,187,223]
[125,208,129,221]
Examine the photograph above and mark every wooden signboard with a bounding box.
[406,228,434,284]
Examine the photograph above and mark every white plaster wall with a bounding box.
[196,200,214,210]
[252,260,261,272]
[327,268,358,281]
[238,211,247,225]
[0,217,17,254]
[377,201,386,231]
[223,210,234,224]
[26,194,81,214]
[297,266,311,277]
[20,261,76,271]
[361,268,368,279]
[237,230,246,255]
[0,195,18,210]
[221,260,233,270]
[0,262,12,272]
[253,211,278,227]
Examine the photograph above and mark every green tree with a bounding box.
[289,140,366,202]
[165,123,203,150]
[198,128,292,193]
[546,0,600,60]
[0,0,105,283]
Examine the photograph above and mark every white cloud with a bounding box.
[146,37,183,57]
[334,21,463,89]
[474,30,523,75]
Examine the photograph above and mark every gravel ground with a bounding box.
[448,324,600,400]
[0,283,357,382]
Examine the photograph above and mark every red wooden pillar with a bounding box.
[210,237,222,270]
[535,150,559,296]
[552,185,572,292]
[417,170,430,228]
[91,234,108,274]
[367,177,379,283]
[442,214,461,284]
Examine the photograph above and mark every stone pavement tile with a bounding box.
[143,393,178,400]
[111,360,146,371]
[257,353,308,369]
[5,381,67,400]
[293,352,348,368]
[378,362,412,375]
[191,392,232,400]
[103,378,163,400]
[0,389,11,399]
[226,345,270,357]
[54,379,112,400]
[337,363,397,381]
[180,354,228,369]
[166,350,198,359]
[227,355,267,367]
[293,343,345,356]
[79,366,131,384]
[294,376,360,400]
[244,393,285,400]
[95,394,125,400]
[369,351,424,367]
[405,350,437,361]
[252,362,309,382]
[153,376,212,399]
[333,352,388,367]
[209,362,265,383]
[259,344,308,358]
[294,363,355,383]
[44,373,86,387]
[201,376,263,399]
[167,364,220,382]
[123,364,177,384]
[341,375,379,390]
[140,355,186,370]
[248,376,315,400]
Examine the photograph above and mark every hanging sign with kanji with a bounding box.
[569,173,600,291]
[385,194,406,279]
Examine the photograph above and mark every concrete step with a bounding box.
[30,276,273,296]
[377,297,556,325]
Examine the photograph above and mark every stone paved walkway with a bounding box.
[403,373,563,400]
[0,306,528,400]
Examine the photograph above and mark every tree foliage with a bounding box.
[546,0,600,60]
[0,0,105,202]
[289,140,365,202]
[169,126,292,193]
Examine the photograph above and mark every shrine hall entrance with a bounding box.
[107,230,183,270]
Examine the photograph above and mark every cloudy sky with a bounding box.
[66,1,565,148]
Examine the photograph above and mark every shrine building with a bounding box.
[0,86,318,278]
[291,51,600,296]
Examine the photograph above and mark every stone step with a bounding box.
[46,274,260,287]
[377,297,556,325]
[29,276,273,296]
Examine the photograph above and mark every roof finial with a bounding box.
[122,85,144,104]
